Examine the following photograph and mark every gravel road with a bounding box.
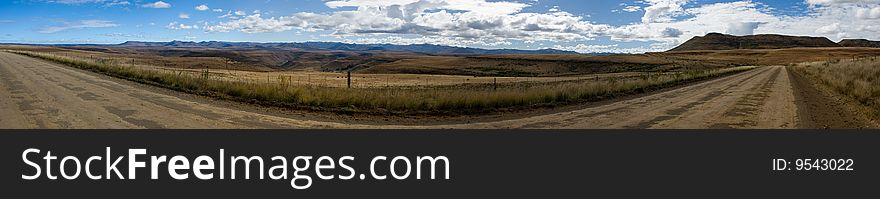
[452,65,869,129]
[0,52,867,129]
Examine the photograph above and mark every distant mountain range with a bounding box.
[669,33,880,51]
[113,41,579,55]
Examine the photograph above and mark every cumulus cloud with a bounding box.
[641,0,689,23]
[206,0,609,45]
[344,36,512,47]
[43,0,130,7]
[199,0,880,53]
[816,23,842,34]
[727,22,764,35]
[205,14,293,33]
[552,43,675,54]
[103,1,129,6]
[623,6,642,12]
[324,0,529,15]
[100,32,146,39]
[195,4,209,11]
[141,1,170,9]
[855,6,880,19]
[167,22,199,30]
[610,0,880,50]
[806,0,880,5]
[661,27,683,37]
[39,20,118,33]
[179,13,190,19]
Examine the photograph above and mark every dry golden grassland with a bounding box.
[6,49,755,115]
[794,57,880,118]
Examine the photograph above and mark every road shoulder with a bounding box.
[788,66,874,128]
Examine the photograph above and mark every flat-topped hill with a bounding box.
[838,39,880,48]
[669,33,840,51]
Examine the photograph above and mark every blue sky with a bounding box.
[1,0,879,53]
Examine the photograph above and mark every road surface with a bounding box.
[0,52,380,129]
[456,65,867,128]
[0,52,867,129]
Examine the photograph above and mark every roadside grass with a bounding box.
[793,57,880,118]
[5,50,755,115]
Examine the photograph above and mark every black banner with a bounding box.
[1,129,876,198]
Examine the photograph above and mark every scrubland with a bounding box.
[793,57,880,118]
[6,50,754,115]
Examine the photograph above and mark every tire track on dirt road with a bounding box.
[456,65,867,129]
[0,52,867,129]
[0,52,387,129]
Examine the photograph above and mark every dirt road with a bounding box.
[0,52,867,129]
[0,52,382,129]
[450,65,868,129]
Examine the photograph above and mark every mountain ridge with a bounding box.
[114,41,579,55]
[839,39,880,48]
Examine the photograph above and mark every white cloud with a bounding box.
[45,0,104,3]
[855,6,880,19]
[212,8,223,12]
[167,22,199,30]
[612,1,778,43]
[234,10,246,16]
[552,44,670,54]
[218,11,234,19]
[806,0,880,5]
[43,0,130,7]
[205,14,294,33]
[343,36,513,47]
[207,0,609,45]
[816,23,842,34]
[324,0,529,15]
[179,13,190,19]
[202,0,880,53]
[608,0,880,51]
[641,0,689,23]
[727,22,764,35]
[103,1,129,6]
[141,1,170,9]
[195,4,209,11]
[39,20,118,33]
[100,33,145,39]
[623,6,641,12]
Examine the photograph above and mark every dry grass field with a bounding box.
[793,56,880,120]
[0,44,743,77]
[663,47,880,66]
[0,45,672,88]
[9,43,880,117]
[3,48,754,115]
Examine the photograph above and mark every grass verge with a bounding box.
[792,57,880,119]
[6,50,755,115]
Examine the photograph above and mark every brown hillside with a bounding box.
[661,47,880,65]
[839,39,880,48]
[669,33,840,51]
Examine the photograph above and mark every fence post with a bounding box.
[347,70,352,88]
